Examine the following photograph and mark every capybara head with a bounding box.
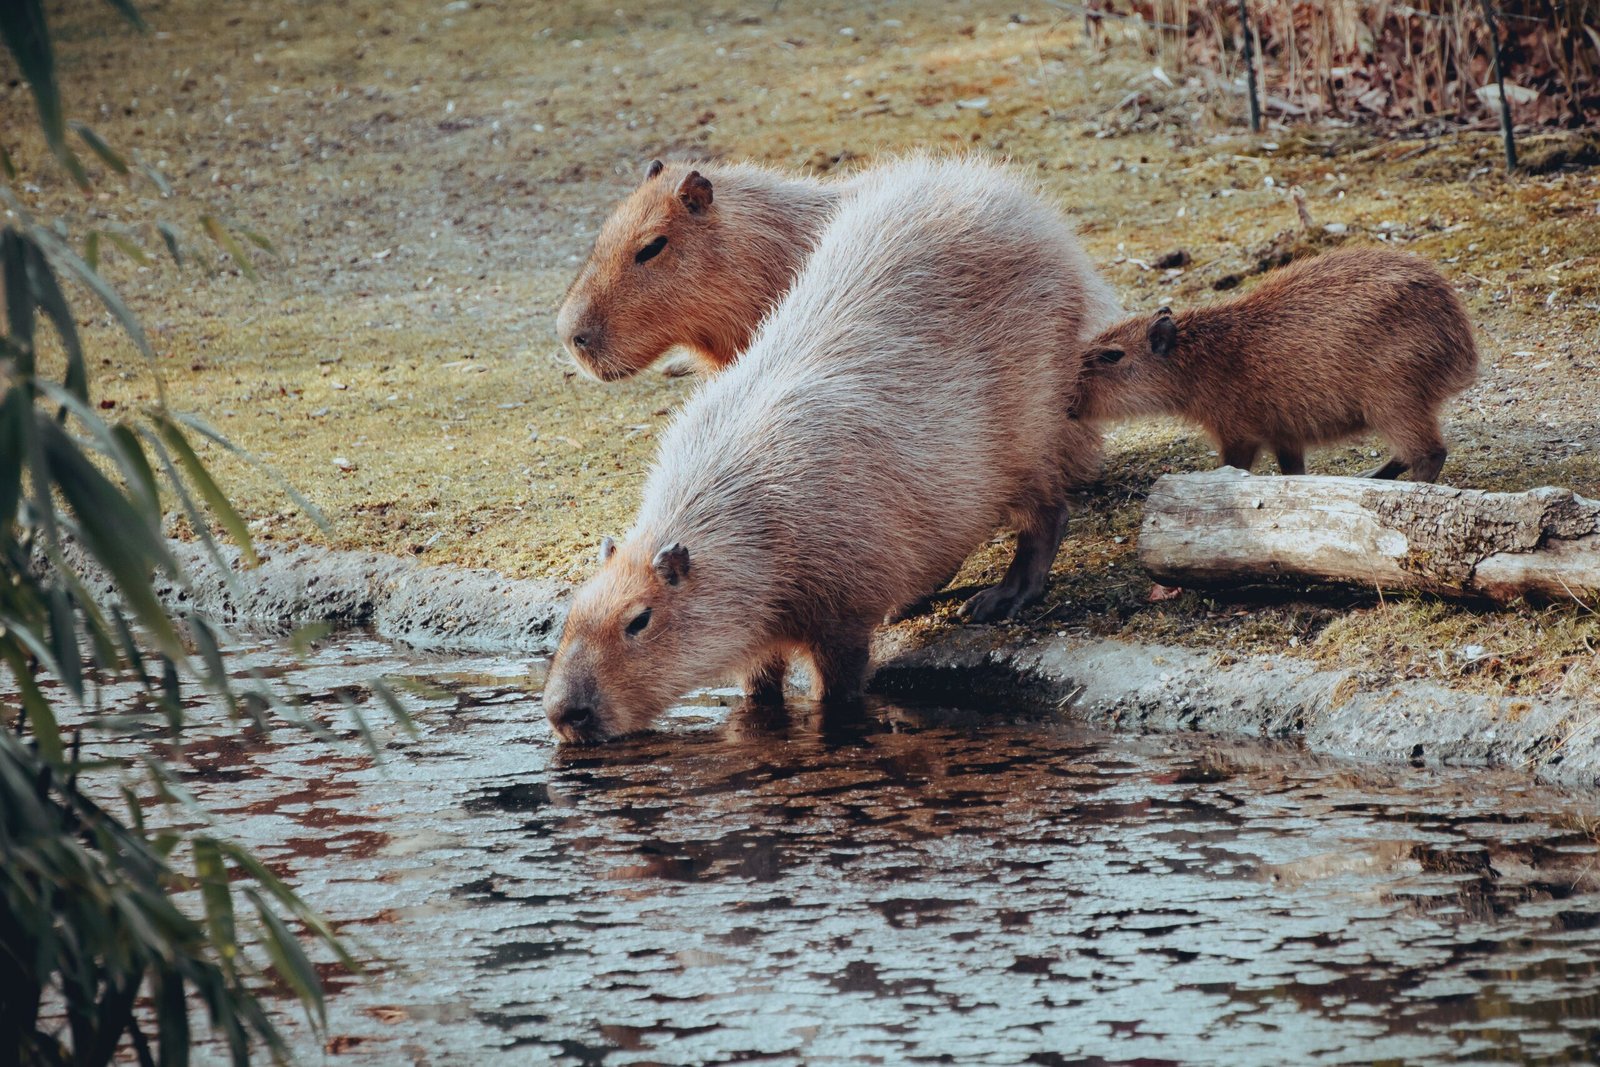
[1072,306,1180,422]
[555,159,719,382]
[543,535,699,742]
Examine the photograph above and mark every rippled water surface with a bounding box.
[87,637,1600,1065]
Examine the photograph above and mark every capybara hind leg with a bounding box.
[960,501,1069,623]
[807,628,872,704]
[742,653,789,705]
[1274,447,1306,476]
[886,564,963,623]
[1220,441,1259,472]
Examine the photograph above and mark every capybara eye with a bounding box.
[1097,348,1125,364]
[625,608,653,636]
[635,236,668,264]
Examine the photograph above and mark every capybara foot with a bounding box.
[1362,456,1410,479]
[960,583,1031,623]
[808,632,872,704]
[1406,448,1448,483]
[742,654,789,705]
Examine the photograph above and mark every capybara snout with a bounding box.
[545,537,696,742]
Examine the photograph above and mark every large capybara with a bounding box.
[543,155,1109,742]
[555,157,1125,381]
[1074,247,1478,482]
[555,159,845,380]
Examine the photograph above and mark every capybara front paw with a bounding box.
[960,585,1024,623]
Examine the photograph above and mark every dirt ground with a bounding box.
[6,0,1599,703]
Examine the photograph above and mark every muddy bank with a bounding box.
[113,540,1598,790]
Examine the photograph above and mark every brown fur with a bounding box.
[555,160,840,380]
[1075,247,1479,482]
[544,155,1108,742]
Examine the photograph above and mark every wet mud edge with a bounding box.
[92,539,1600,789]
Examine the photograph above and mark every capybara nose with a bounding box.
[548,700,593,732]
[569,332,591,350]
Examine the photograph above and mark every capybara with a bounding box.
[543,155,1108,742]
[555,159,843,380]
[1073,247,1478,482]
[555,157,1125,381]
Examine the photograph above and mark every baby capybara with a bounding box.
[555,159,843,380]
[555,158,1125,382]
[1074,247,1478,482]
[543,155,1108,742]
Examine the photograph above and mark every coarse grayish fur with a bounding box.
[544,154,1108,742]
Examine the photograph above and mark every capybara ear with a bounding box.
[598,536,617,565]
[652,542,691,586]
[1148,312,1177,357]
[677,171,713,215]
[645,158,664,180]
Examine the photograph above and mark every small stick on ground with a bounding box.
[1478,0,1518,172]
[1238,0,1261,133]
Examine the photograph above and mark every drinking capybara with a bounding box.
[555,159,844,380]
[1073,247,1478,482]
[543,155,1109,742]
[555,157,1125,381]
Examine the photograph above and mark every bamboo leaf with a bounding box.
[154,972,191,1067]
[3,230,36,370]
[153,415,260,568]
[0,386,27,526]
[23,240,87,405]
[84,230,102,272]
[97,0,148,31]
[155,221,183,264]
[110,605,150,686]
[108,423,161,520]
[38,416,185,660]
[47,585,84,702]
[187,614,229,695]
[25,222,154,360]
[71,121,129,176]
[138,424,246,602]
[0,0,86,187]
[199,215,257,281]
[0,643,64,765]
[104,231,150,266]
[192,838,237,981]
[369,677,418,736]
[248,891,327,1030]
[234,227,277,255]
[173,413,331,532]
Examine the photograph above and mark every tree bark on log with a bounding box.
[1139,468,1600,602]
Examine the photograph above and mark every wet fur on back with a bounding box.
[1077,247,1478,480]
[547,155,1109,738]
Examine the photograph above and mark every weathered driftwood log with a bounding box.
[1139,468,1600,602]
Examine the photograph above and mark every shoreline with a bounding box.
[113,539,1600,790]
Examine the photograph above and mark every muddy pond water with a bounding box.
[86,636,1600,1065]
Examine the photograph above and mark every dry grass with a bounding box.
[3,0,1598,703]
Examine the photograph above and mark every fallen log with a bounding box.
[1138,468,1600,603]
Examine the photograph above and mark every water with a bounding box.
[69,637,1600,1064]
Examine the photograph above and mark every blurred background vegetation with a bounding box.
[1108,0,1599,130]
[2,2,407,1063]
